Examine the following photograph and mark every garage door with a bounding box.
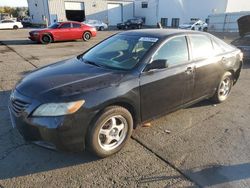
[65,2,84,10]
[108,4,122,25]
[65,2,85,22]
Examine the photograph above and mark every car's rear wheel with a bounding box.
[211,72,233,103]
[137,24,142,29]
[41,34,52,44]
[87,106,133,158]
[83,31,91,41]
[203,27,208,32]
[99,26,104,31]
[13,25,18,30]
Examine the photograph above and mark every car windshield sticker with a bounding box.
[139,37,158,43]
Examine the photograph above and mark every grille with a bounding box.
[11,99,29,115]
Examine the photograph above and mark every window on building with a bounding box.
[189,35,214,60]
[161,18,168,27]
[73,23,81,28]
[141,2,148,8]
[153,36,189,67]
[171,18,180,28]
[60,23,71,28]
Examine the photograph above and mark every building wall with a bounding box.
[27,0,49,25]
[226,0,250,12]
[135,0,228,26]
[114,1,134,22]
[135,0,250,26]
[134,0,158,26]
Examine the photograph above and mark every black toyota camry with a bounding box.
[9,29,243,157]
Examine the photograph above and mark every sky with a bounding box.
[0,0,28,7]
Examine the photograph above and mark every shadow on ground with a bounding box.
[0,90,99,180]
[0,40,37,46]
[125,163,250,187]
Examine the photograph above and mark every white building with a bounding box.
[27,0,134,25]
[135,0,250,27]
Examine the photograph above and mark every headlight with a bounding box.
[32,100,85,116]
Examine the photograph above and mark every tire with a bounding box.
[41,34,52,44]
[13,25,18,30]
[191,27,195,30]
[124,25,128,30]
[137,24,142,29]
[87,106,133,158]
[203,27,208,32]
[211,72,233,103]
[82,31,91,41]
[99,26,104,31]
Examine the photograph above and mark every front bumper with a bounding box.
[9,90,96,152]
[28,35,39,41]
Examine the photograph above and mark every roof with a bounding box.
[119,29,204,39]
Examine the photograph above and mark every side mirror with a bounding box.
[146,59,168,71]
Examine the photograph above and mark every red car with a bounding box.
[29,21,97,44]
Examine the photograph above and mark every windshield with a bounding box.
[49,23,60,29]
[81,34,157,70]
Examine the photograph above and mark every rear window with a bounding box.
[189,35,214,60]
[73,23,81,28]
[60,23,71,28]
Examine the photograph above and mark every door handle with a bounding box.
[221,57,227,63]
[185,66,194,74]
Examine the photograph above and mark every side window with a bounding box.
[73,23,81,28]
[60,23,71,28]
[189,35,214,60]
[212,39,225,55]
[153,36,189,67]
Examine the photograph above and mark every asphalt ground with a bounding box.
[0,28,249,188]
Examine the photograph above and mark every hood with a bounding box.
[30,28,51,33]
[16,58,124,100]
[238,15,250,37]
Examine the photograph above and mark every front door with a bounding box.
[140,36,195,121]
[53,23,72,41]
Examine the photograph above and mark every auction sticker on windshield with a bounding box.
[139,37,159,43]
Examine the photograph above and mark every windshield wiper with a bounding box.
[83,60,101,67]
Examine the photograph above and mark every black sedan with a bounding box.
[231,34,250,61]
[9,29,243,157]
[117,18,143,30]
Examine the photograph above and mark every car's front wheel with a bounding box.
[82,31,91,41]
[99,26,104,31]
[41,34,52,44]
[211,72,233,103]
[87,106,133,158]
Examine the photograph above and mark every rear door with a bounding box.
[188,34,222,100]
[72,23,83,39]
[140,35,195,121]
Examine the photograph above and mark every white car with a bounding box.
[0,19,23,30]
[179,20,208,32]
[83,20,108,31]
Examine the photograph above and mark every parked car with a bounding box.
[0,19,23,30]
[231,34,250,61]
[117,18,143,29]
[179,20,208,31]
[21,17,32,27]
[9,29,242,158]
[231,15,250,61]
[28,21,97,44]
[83,19,108,31]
